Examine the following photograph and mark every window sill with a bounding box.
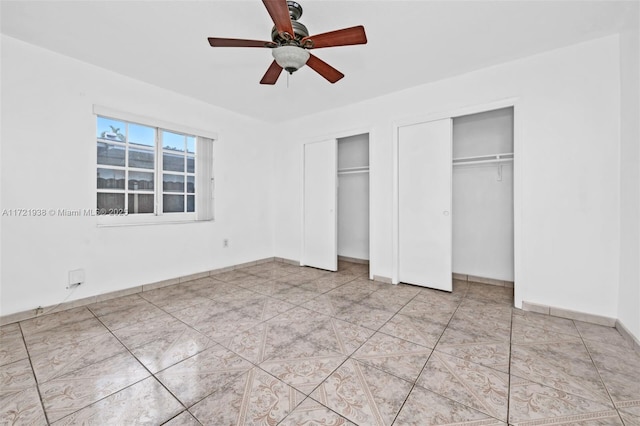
[96,213,211,228]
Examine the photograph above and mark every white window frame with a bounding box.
[94,105,216,227]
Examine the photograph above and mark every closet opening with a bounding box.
[452,107,514,303]
[337,133,370,274]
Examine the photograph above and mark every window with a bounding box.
[95,111,214,224]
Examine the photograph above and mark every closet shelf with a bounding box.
[338,166,369,175]
[453,153,513,166]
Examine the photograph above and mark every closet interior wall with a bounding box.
[337,134,370,263]
[452,108,514,282]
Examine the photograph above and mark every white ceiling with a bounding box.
[1,1,637,122]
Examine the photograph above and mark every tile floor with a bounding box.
[1,261,639,425]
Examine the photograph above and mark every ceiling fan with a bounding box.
[207,0,367,84]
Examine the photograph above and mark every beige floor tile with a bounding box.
[87,294,148,317]
[434,342,511,373]
[211,269,254,283]
[618,403,640,426]
[223,321,296,363]
[192,310,261,343]
[309,359,412,426]
[3,260,637,425]
[333,302,395,331]
[511,319,584,345]
[30,332,126,383]
[301,294,355,317]
[279,397,355,425]
[156,343,253,407]
[312,273,360,288]
[50,377,183,425]
[97,301,167,331]
[250,268,297,280]
[512,312,580,337]
[594,361,640,404]
[130,326,212,373]
[141,290,212,313]
[510,341,611,404]
[189,367,305,425]
[39,351,150,422]
[271,286,327,305]
[20,306,94,336]
[306,317,375,356]
[456,297,513,320]
[171,299,233,326]
[324,284,376,303]
[112,313,189,348]
[23,316,109,356]
[466,283,513,305]
[163,410,202,425]
[0,386,47,425]
[574,321,633,348]
[359,291,410,312]
[352,332,432,382]
[417,351,509,422]
[509,378,618,425]
[377,314,445,349]
[398,298,457,324]
[0,358,36,398]
[259,343,346,395]
[438,322,509,346]
[395,385,505,425]
[0,324,28,367]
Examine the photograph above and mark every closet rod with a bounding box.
[338,169,370,175]
[453,158,513,166]
[337,166,369,174]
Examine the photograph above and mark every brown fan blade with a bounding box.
[306,54,344,83]
[302,26,367,49]
[260,61,284,85]
[262,0,295,39]
[208,38,274,48]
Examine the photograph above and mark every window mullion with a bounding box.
[156,129,162,216]
[124,123,129,213]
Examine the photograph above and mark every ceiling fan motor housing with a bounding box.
[271,1,309,43]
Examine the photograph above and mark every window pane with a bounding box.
[162,131,185,152]
[187,136,196,154]
[97,142,125,167]
[128,171,154,191]
[163,153,184,172]
[97,193,124,213]
[187,195,195,212]
[97,168,125,189]
[186,176,195,193]
[97,117,126,142]
[129,123,154,148]
[129,147,154,169]
[187,156,195,173]
[163,174,184,192]
[163,194,184,213]
[128,193,154,214]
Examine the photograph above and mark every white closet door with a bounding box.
[302,139,338,271]
[398,119,452,291]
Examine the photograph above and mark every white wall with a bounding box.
[452,108,514,281]
[618,25,640,340]
[274,35,622,322]
[338,134,369,261]
[0,36,275,316]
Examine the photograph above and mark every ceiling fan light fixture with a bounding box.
[272,45,310,74]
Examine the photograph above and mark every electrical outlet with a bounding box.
[223,239,229,248]
[68,269,85,289]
